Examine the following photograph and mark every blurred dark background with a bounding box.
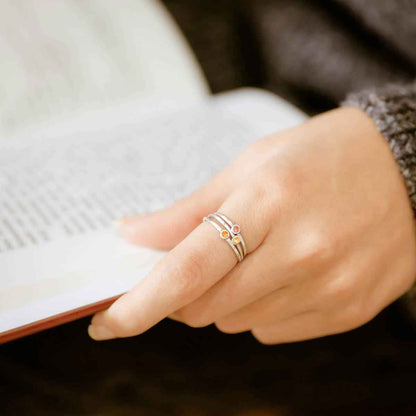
[162,0,415,115]
[1,306,416,415]
[2,1,416,415]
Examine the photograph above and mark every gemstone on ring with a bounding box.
[232,224,240,234]
[204,213,246,262]
[220,230,230,239]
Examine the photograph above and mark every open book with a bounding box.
[0,1,307,343]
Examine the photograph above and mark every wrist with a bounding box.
[343,83,416,216]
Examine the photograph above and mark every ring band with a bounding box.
[203,212,247,262]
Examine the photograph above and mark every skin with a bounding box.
[88,107,416,344]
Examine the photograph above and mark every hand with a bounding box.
[89,107,416,344]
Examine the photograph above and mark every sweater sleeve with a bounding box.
[342,81,416,320]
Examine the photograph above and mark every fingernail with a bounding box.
[88,324,116,341]
[113,215,144,231]
[112,217,127,231]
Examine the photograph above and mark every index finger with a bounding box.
[88,188,268,340]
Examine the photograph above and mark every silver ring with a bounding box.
[203,212,247,262]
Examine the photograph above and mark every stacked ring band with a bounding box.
[203,212,247,262]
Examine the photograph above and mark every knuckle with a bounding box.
[163,250,206,302]
[215,319,241,334]
[399,259,416,294]
[247,174,284,219]
[342,305,367,330]
[265,185,285,215]
[184,317,210,328]
[175,307,212,328]
[251,328,276,345]
[404,270,416,292]
[294,231,337,269]
[330,301,370,332]
[326,276,356,304]
[174,195,205,226]
[246,176,270,203]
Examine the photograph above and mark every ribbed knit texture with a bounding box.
[343,83,416,214]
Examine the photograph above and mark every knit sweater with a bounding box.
[164,0,416,316]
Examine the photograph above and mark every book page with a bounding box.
[0,88,307,333]
[0,0,208,139]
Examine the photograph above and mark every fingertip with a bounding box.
[114,214,141,232]
[89,309,119,340]
[115,214,167,247]
[116,215,145,242]
[88,324,116,341]
[90,310,104,326]
[116,210,198,250]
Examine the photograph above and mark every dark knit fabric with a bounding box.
[343,83,416,214]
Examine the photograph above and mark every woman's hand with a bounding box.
[89,107,416,344]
